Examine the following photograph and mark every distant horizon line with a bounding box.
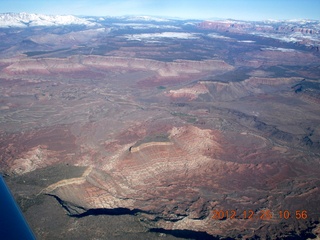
[1,11,319,22]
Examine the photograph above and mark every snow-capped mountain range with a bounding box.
[0,12,319,49]
[0,12,97,27]
[0,13,179,28]
[1,12,320,28]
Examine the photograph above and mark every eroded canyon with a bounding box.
[1,15,320,239]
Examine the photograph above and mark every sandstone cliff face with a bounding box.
[2,56,234,78]
[1,19,319,239]
[43,125,320,238]
[167,83,209,100]
[167,77,303,101]
[198,20,319,35]
[198,21,253,32]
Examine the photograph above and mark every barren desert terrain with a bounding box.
[0,14,320,239]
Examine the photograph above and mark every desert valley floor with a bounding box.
[0,14,320,239]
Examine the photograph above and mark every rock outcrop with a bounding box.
[167,77,302,101]
[166,83,209,100]
[198,20,320,35]
[1,17,320,239]
[43,125,320,238]
[2,55,234,78]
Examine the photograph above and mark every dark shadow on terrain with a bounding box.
[283,232,317,240]
[70,207,142,217]
[149,228,223,240]
[49,198,222,239]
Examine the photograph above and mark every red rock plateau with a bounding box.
[198,20,320,37]
[167,83,209,101]
[42,125,320,238]
[1,17,320,239]
[1,55,233,82]
[198,20,320,50]
[198,20,319,35]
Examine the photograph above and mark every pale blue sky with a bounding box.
[1,0,319,21]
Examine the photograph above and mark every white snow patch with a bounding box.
[125,16,171,22]
[125,32,199,41]
[0,12,98,28]
[113,23,180,30]
[238,40,255,43]
[261,47,296,52]
[207,33,232,40]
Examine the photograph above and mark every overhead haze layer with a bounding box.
[1,0,320,21]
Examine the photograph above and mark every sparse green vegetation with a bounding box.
[186,117,197,123]
[131,133,170,148]
[171,112,189,117]
[171,112,197,123]
[157,86,166,90]
[24,48,69,57]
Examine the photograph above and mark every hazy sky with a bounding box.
[1,0,320,21]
